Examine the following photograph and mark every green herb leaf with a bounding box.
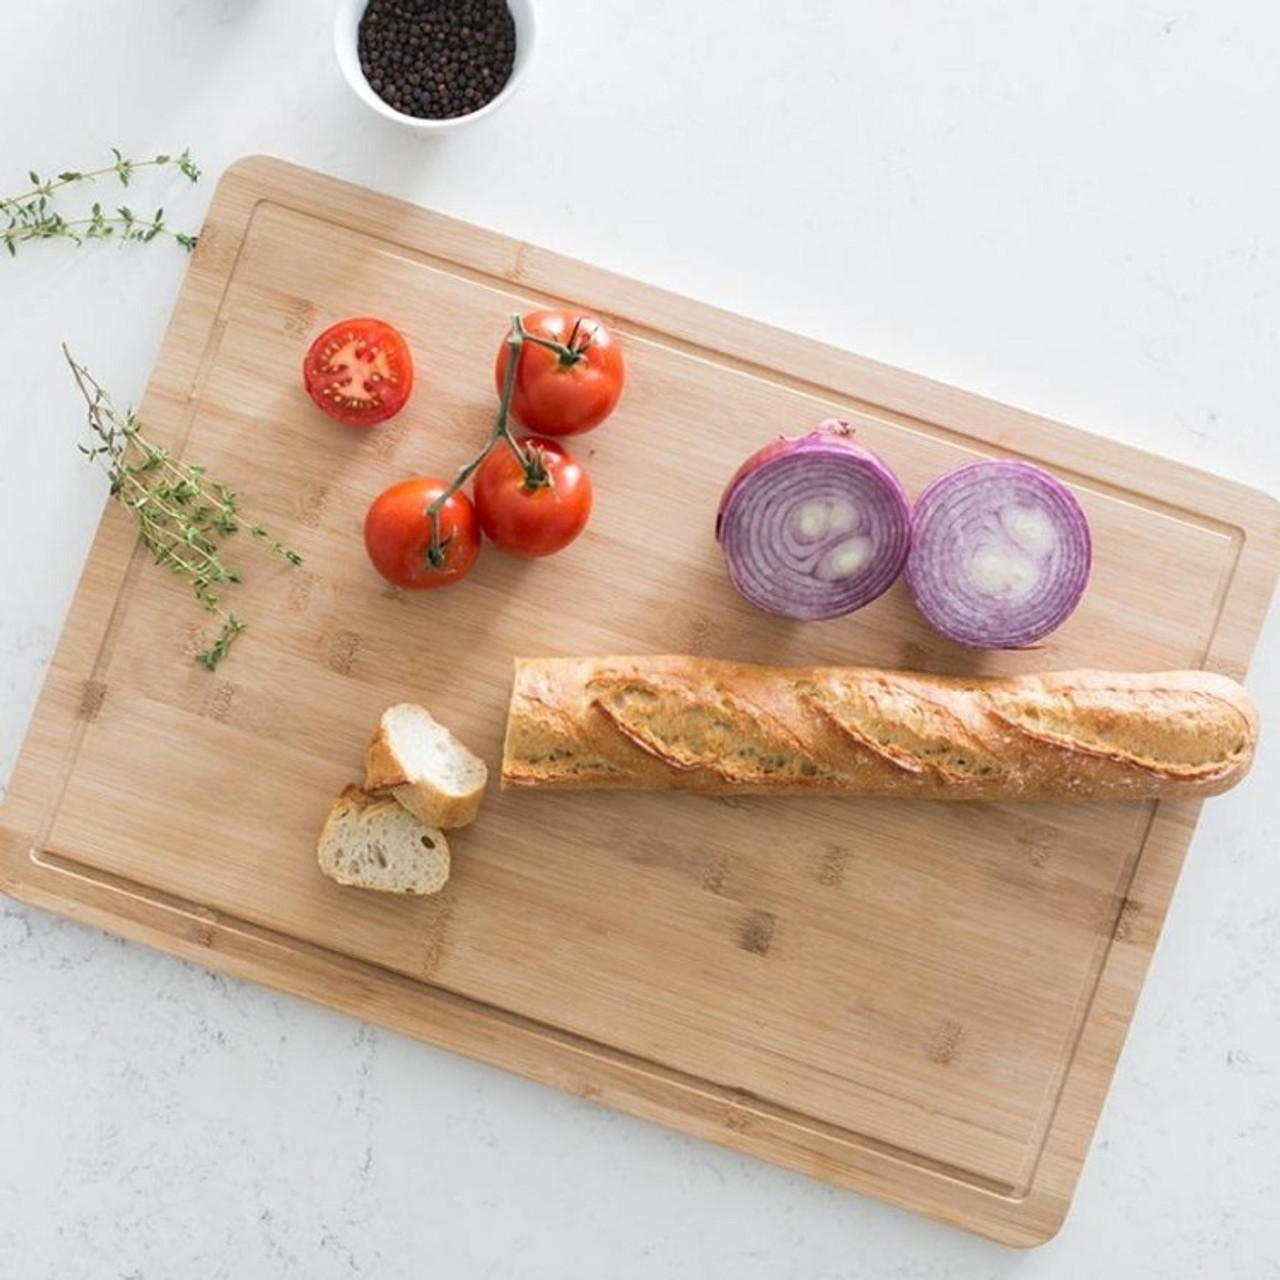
[2,148,201,256]
[64,345,302,670]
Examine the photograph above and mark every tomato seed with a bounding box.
[357,0,517,121]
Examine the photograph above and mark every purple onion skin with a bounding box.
[716,422,912,621]
[904,458,1092,649]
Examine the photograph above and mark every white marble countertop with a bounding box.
[3,2,1278,1275]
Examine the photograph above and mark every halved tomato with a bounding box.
[303,317,414,426]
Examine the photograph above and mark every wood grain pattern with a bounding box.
[3,156,1277,1246]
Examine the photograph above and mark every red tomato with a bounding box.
[473,437,593,557]
[303,317,414,426]
[495,310,624,437]
[363,477,480,589]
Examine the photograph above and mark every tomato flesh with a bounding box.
[304,317,414,426]
[363,477,480,589]
[473,437,593,557]
[495,310,624,437]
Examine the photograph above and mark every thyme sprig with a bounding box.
[3,149,201,256]
[64,345,302,670]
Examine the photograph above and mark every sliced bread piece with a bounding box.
[364,703,489,829]
[317,785,450,895]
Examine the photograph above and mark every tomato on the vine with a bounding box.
[363,477,480,589]
[304,317,414,427]
[495,310,624,437]
[473,436,593,557]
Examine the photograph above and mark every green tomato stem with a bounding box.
[515,313,597,368]
[425,313,531,564]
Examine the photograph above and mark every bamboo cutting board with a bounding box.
[3,156,1277,1246]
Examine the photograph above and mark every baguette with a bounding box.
[501,655,1259,802]
[317,785,451,894]
[364,702,488,829]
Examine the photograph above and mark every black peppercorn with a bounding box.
[357,0,517,120]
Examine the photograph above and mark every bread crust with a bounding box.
[363,703,487,828]
[501,656,1259,802]
[363,726,413,792]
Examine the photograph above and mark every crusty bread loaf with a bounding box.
[501,655,1259,802]
[317,785,451,894]
[364,702,488,829]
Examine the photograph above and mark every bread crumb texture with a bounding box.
[365,702,488,827]
[317,785,451,895]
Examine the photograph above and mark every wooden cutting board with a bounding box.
[3,156,1277,1246]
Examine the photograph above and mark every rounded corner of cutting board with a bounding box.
[1006,1196,1073,1251]
[218,153,290,188]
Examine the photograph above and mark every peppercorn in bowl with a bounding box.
[334,0,534,130]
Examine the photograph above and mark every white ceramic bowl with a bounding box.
[334,0,535,132]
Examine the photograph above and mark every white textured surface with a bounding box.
[3,1,1279,1274]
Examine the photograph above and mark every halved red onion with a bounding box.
[904,458,1091,648]
[715,422,912,620]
